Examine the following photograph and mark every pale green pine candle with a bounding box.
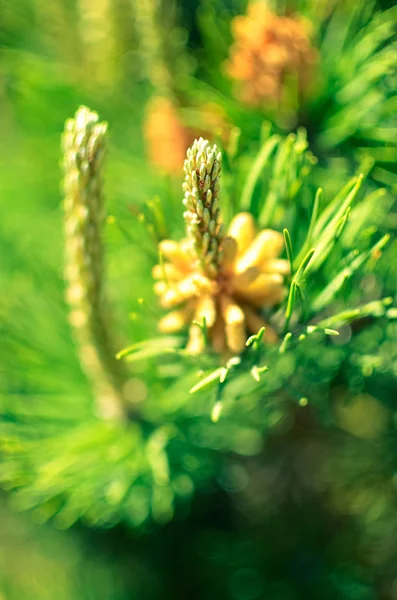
[62,106,127,420]
[182,138,224,278]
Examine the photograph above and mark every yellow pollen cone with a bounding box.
[235,229,284,273]
[194,295,217,328]
[237,274,284,307]
[154,281,167,296]
[159,240,191,271]
[152,263,183,281]
[161,278,197,308]
[158,307,191,333]
[186,323,206,354]
[261,258,290,275]
[231,266,261,289]
[220,294,245,325]
[161,288,183,308]
[227,212,256,255]
[220,294,246,353]
[226,321,246,353]
[234,272,283,295]
[161,274,216,308]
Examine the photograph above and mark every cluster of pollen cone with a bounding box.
[153,138,289,355]
[226,2,316,107]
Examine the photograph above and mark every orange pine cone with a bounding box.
[144,97,195,174]
[226,2,317,108]
[144,98,232,175]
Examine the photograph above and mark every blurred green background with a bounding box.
[1,0,397,598]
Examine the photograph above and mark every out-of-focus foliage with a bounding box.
[0,0,397,598]
[1,115,395,532]
[194,0,397,191]
[0,498,139,599]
